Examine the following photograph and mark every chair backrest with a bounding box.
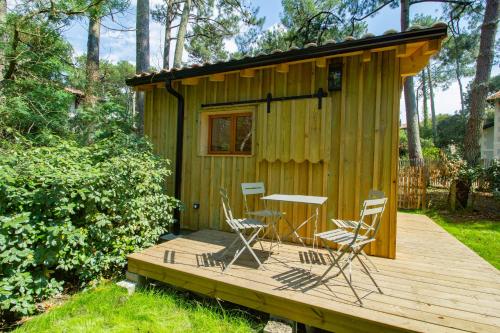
[352,197,388,244]
[219,188,235,223]
[241,182,266,212]
[358,189,385,221]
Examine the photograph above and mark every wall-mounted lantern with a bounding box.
[328,64,342,91]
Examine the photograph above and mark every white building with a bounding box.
[481,91,500,161]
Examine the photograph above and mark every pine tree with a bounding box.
[0,0,7,82]
[464,0,499,166]
[84,14,100,106]
[136,0,150,135]
[401,0,423,163]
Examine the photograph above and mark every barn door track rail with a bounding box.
[201,88,328,113]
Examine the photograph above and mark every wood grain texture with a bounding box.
[128,213,500,333]
[143,52,402,258]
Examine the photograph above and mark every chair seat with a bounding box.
[331,219,370,230]
[227,218,267,231]
[316,229,368,246]
[246,209,284,218]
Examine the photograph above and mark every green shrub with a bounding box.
[421,138,440,160]
[483,160,500,194]
[0,133,178,319]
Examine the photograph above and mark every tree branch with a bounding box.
[410,0,472,5]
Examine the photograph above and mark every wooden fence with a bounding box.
[397,158,497,209]
[398,163,427,209]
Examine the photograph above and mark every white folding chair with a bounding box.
[315,197,388,305]
[241,182,286,250]
[219,188,268,272]
[330,190,385,271]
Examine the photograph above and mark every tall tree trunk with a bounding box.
[463,0,499,166]
[173,0,191,68]
[416,83,420,124]
[163,0,172,69]
[404,79,423,162]
[427,65,437,142]
[136,0,150,135]
[422,71,429,130]
[416,85,421,127]
[453,36,465,114]
[456,64,465,113]
[401,0,423,163]
[85,15,101,106]
[163,24,171,69]
[0,0,7,82]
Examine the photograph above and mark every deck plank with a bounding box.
[127,212,500,333]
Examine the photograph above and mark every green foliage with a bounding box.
[248,27,291,54]
[483,160,500,193]
[0,132,178,319]
[0,213,64,317]
[439,149,481,183]
[488,74,500,92]
[399,128,408,157]
[0,0,177,325]
[68,56,135,114]
[463,75,500,115]
[182,0,264,64]
[66,57,136,143]
[438,32,478,89]
[0,6,136,144]
[400,129,440,160]
[435,113,467,149]
[280,0,367,45]
[421,138,440,160]
[236,0,368,56]
[0,15,75,139]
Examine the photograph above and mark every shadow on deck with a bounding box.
[127,212,500,333]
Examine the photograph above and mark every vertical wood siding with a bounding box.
[144,51,401,258]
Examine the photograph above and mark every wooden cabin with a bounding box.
[126,24,447,259]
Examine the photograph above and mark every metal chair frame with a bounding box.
[315,197,388,305]
[219,188,267,272]
[330,189,385,271]
[241,182,286,250]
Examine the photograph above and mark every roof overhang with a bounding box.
[483,122,494,130]
[126,24,447,88]
[487,91,500,101]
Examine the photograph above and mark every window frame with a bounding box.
[207,112,253,155]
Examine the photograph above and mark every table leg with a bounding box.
[286,215,314,249]
[269,214,281,252]
[313,207,319,252]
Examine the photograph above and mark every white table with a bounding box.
[261,194,328,250]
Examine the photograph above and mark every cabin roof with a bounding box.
[483,121,494,130]
[126,23,447,87]
[487,91,500,101]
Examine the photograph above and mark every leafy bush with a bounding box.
[483,160,500,194]
[421,138,440,160]
[0,133,177,319]
[399,129,408,157]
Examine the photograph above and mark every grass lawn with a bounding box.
[14,283,263,333]
[409,210,499,269]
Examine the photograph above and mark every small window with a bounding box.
[208,112,252,155]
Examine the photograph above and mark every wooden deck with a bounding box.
[127,213,500,333]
